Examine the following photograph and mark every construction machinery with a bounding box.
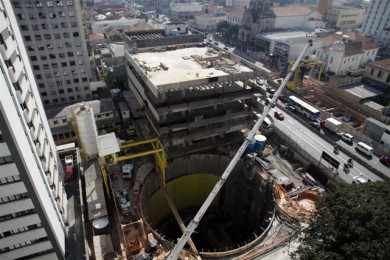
[287,59,325,91]
[167,40,314,260]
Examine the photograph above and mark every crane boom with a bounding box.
[167,41,313,260]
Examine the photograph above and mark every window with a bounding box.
[61,62,67,67]
[24,36,32,42]
[38,12,46,19]
[67,52,74,57]
[73,32,79,37]
[33,65,40,70]
[56,0,64,6]
[44,34,51,40]
[63,32,70,38]
[61,22,68,29]
[49,54,56,59]
[40,55,47,60]
[69,61,75,66]
[67,88,73,93]
[32,24,39,30]
[73,78,79,83]
[66,80,71,84]
[35,35,42,41]
[56,80,62,86]
[377,70,383,78]
[52,63,58,69]
[38,46,44,51]
[54,33,61,39]
[43,64,50,70]
[71,22,77,28]
[67,1,73,6]
[47,1,54,7]
[82,77,88,82]
[36,74,42,80]
[58,11,65,17]
[59,53,65,58]
[30,56,37,61]
[49,13,56,19]
[58,89,64,94]
[41,91,47,97]
[20,25,28,31]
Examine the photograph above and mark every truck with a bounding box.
[324,118,342,134]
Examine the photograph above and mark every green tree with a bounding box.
[293,181,390,260]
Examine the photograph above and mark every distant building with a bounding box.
[318,0,333,17]
[316,32,378,75]
[226,0,250,8]
[225,9,245,25]
[327,5,365,29]
[364,118,390,148]
[272,5,324,30]
[170,1,203,20]
[11,0,92,107]
[239,0,275,51]
[362,0,390,49]
[365,59,390,88]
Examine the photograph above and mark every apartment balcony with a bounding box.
[0,34,16,61]
[7,57,23,83]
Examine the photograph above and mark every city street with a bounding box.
[270,107,383,183]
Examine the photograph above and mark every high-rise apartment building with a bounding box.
[0,1,67,259]
[362,0,390,48]
[318,0,333,17]
[11,0,92,107]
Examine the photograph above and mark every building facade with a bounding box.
[0,1,67,259]
[365,59,390,88]
[327,5,365,30]
[318,0,333,17]
[316,32,378,75]
[11,0,92,107]
[239,0,275,51]
[273,5,324,30]
[362,0,390,48]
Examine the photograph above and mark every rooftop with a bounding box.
[46,99,114,119]
[131,47,253,88]
[272,4,314,17]
[367,59,390,73]
[363,101,384,111]
[343,84,382,100]
[320,31,377,51]
[261,31,312,41]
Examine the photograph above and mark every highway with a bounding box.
[269,107,383,183]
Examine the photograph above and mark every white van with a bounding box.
[356,142,373,158]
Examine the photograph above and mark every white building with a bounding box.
[0,1,67,259]
[259,31,322,61]
[11,0,92,107]
[362,0,390,48]
[272,5,325,30]
[316,32,378,75]
[225,0,250,8]
[225,8,245,25]
[327,5,365,29]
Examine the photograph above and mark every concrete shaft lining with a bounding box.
[138,154,275,257]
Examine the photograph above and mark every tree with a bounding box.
[293,181,390,260]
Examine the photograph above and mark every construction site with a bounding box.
[67,38,325,260]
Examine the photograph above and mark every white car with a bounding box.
[341,133,354,145]
[352,175,369,184]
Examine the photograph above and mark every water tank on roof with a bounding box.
[74,105,98,158]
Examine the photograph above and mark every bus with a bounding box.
[287,95,320,121]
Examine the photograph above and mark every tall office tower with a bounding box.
[239,0,275,51]
[11,0,92,107]
[318,0,333,17]
[362,0,390,48]
[0,1,67,259]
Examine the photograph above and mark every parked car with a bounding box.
[380,155,390,167]
[352,175,369,184]
[64,155,74,182]
[341,133,354,145]
[286,105,296,112]
[274,111,284,121]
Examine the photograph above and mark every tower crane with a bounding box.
[167,40,313,260]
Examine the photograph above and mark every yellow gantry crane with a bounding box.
[287,59,325,91]
[100,137,199,254]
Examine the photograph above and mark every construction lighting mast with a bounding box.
[167,40,313,260]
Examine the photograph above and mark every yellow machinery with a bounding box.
[287,59,325,91]
[99,137,199,254]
